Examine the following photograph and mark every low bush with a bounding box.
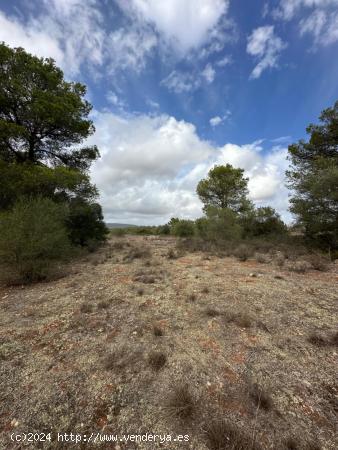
[171,219,195,238]
[307,254,330,271]
[205,419,262,450]
[285,260,312,273]
[0,197,71,283]
[233,244,253,261]
[166,384,196,420]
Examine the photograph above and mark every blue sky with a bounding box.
[1,0,338,224]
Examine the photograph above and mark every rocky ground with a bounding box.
[0,235,337,449]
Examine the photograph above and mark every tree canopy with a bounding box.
[0,43,107,256]
[196,164,250,213]
[287,100,338,250]
[0,42,98,170]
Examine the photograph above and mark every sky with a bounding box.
[1,0,338,224]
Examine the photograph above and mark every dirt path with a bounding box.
[0,236,337,449]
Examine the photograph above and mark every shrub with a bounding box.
[242,206,287,238]
[249,383,273,411]
[166,384,196,420]
[286,260,312,273]
[275,251,285,267]
[66,200,108,247]
[205,419,262,450]
[307,254,330,271]
[255,252,270,263]
[234,244,252,261]
[0,197,71,283]
[171,219,195,238]
[148,351,167,371]
[196,206,243,242]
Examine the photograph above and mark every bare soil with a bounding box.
[0,235,337,449]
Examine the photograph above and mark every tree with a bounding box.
[197,164,250,213]
[66,200,108,246]
[0,43,108,248]
[286,101,338,250]
[241,206,287,237]
[0,160,97,210]
[0,43,98,169]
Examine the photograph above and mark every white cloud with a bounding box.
[216,55,232,67]
[39,0,105,76]
[107,91,127,109]
[161,71,199,93]
[273,0,338,21]
[210,116,223,127]
[300,10,338,45]
[89,112,290,224]
[202,63,216,83]
[161,63,216,93]
[0,1,105,77]
[0,11,64,64]
[106,27,157,74]
[273,0,338,46]
[209,111,231,127]
[0,1,157,78]
[118,0,229,54]
[247,25,287,79]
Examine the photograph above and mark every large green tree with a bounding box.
[0,43,107,247]
[0,42,98,169]
[196,164,250,213]
[286,101,338,250]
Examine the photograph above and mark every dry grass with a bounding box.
[255,252,270,264]
[165,384,196,420]
[226,311,253,328]
[205,419,262,450]
[249,383,274,411]
[285,260,312,273]
[204,307,221,317]
[148,351,167,371]
[80,303,93,313]
[0,235,337,450]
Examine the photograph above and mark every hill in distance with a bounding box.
[106,223,137,229]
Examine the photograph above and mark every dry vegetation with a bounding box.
[0,235,337,449]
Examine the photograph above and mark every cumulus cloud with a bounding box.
[247,25,287,79]
[88,112,290,224]
[117,0,230,54]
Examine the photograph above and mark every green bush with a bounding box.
[171,219,195,237]
[241,207,287,238]
[66,200,108,247]
[0,197,71,282]
[196,206,243,242]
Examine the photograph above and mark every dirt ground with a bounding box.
[0,235,337,449]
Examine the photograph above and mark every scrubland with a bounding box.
[0,235,337,449]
